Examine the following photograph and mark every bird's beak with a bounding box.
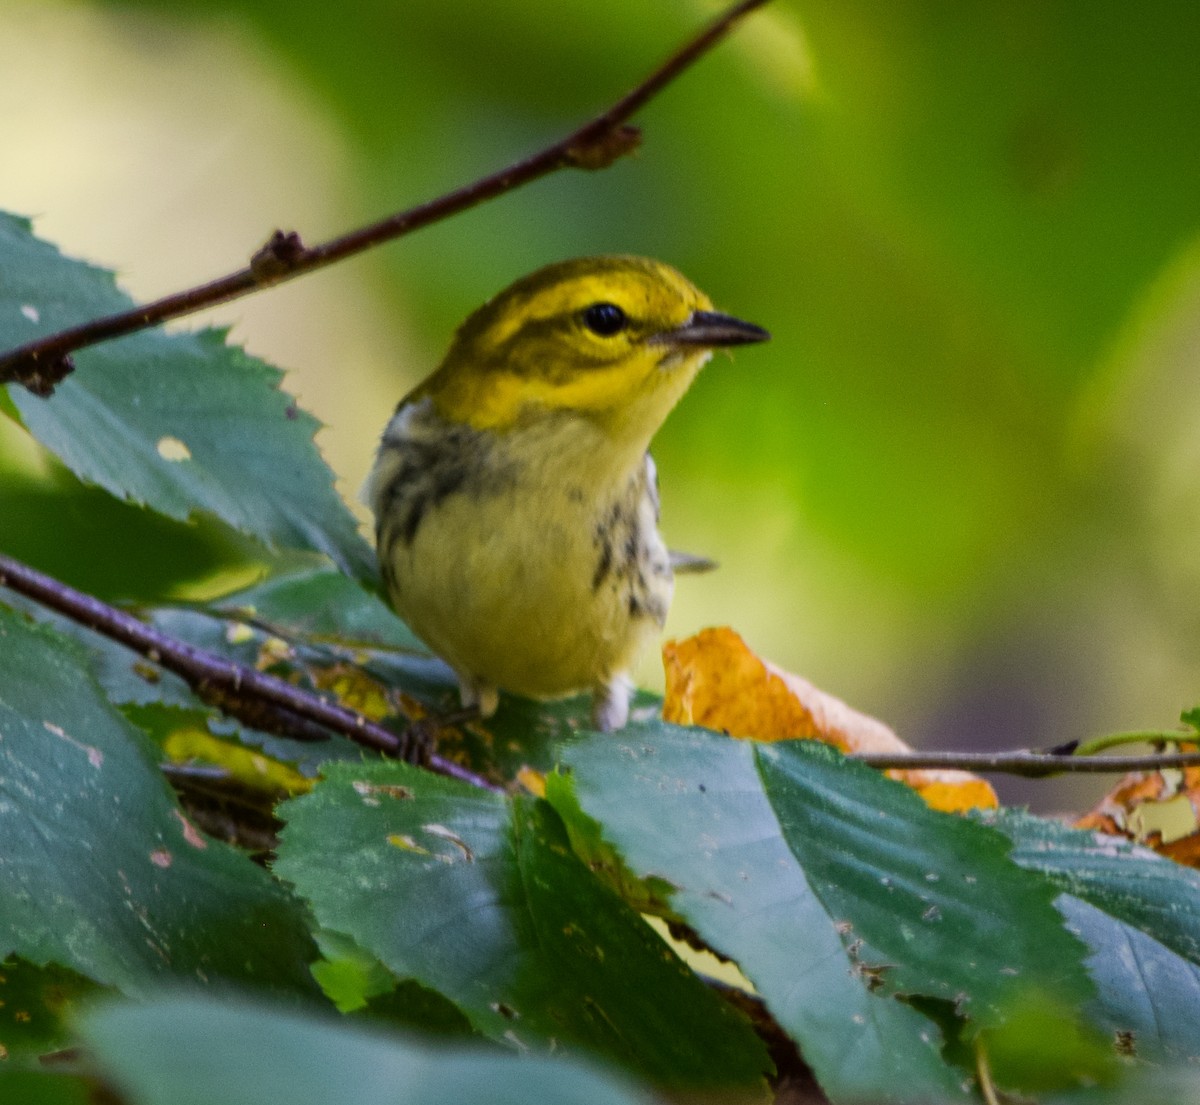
[655,310,771,348]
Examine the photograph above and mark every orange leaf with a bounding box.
[516,766,547,798]
[662,626,997,813]
[1076,750,1200,867]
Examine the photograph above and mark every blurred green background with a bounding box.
[3,0,1200,807]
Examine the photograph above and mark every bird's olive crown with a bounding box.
[445,255,715,380]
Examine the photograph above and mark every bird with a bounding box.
[366,255,768,731]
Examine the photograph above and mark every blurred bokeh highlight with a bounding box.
[3,0,1199,808]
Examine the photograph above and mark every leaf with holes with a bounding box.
[0,211,374,582]
[997,810,1200,1065]
[274,760,770,1095]
[564,725,1098,1104]
[0,605,318,997]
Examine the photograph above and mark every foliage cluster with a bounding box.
[2,212,1200,1104]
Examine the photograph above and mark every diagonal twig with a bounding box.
[0,0,770,394]
[0,552,497,792]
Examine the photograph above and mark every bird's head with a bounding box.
[418,256,768,443]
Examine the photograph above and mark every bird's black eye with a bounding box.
[582,302,627,337]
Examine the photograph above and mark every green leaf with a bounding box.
[9,578,426,779]
[997,809,1200,966]
[564,726,1097,1104]
[308,930,396,1013]
[309,930,477,1038]
[355,979,478,1040]
[0,211,374,582]
[0,605,319,997]
[978,990,1121,1094]
[543,770,677,918]
[751,743,1093,1015]
[274,760,770,1093]
[1058,896,1200,1067]
[5,592,366,782]
[81,993,654,1105]
[0,463,250,604]
[209,558,422,650]
[0,958,105,1062]
[996,810,1200,1064]
[0,1071,90,1105]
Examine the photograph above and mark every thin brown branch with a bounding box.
[0,0,770,394]
[851,748,1200,777]
[0,552,498,792]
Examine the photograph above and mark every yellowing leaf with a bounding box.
[516,766,547,798]
[911,777,1001,815]
[1076,751,1200,867]
[662,627,997,813]
[309,662,395,722]
[163,727,311,796]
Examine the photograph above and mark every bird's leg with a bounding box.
[591,674,632,732]
[458,674,500,718]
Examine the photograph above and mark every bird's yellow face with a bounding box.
[416,256,767,437]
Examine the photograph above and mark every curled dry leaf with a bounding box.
[662,626,997,813]
[1076,748,1200,867]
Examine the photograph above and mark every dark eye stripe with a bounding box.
[582,302,627,336]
